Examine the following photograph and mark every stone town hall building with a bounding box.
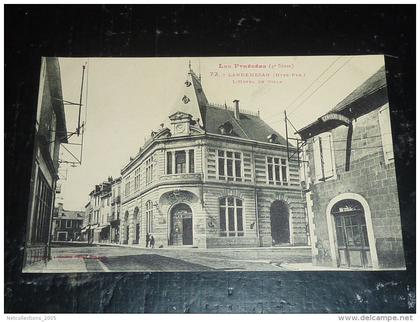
[120,67,308,248]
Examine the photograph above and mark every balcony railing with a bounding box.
[108,212,120,222]
[159,172,203,183]
[111,195,121,205]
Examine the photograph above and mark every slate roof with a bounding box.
[203,104,287,145]
[184,68,287,145]
[332,65,386,113]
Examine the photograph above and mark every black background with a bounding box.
[5,5,416,313]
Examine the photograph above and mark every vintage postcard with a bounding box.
[22,55,406,273]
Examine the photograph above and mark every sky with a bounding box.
[56,55,385,210]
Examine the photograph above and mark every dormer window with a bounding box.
[218,121,233,135]
[267,133,278,143]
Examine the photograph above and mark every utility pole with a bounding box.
[285,110,289,161]
[77,65,86,136]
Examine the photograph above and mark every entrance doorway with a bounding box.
[270,200,290,245]
[124,211,129,244]
[332,199,371,268]
[135,223,140,244]
[170,203,193,246]
[125,226,129,244]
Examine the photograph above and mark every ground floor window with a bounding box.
[146,200,153,233]
[219,197,244,237]
[32,171,53,243]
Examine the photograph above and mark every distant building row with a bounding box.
[81,177,122,244]
[52,203,84,241]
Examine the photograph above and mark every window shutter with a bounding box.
[378,105,394,164]
[313,137,322,180]
[322,132,335,179]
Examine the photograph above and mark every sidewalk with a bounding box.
[23,256,88,273]
[98,241,311,251]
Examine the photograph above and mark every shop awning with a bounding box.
[94,225,110,232]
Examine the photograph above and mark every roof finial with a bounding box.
[188,60,192,71]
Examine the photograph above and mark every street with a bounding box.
[24,242,313,272]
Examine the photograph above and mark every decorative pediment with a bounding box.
[168,111,193,121]
[153,128,171,140]
[190,126,205,135]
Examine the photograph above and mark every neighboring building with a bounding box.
[297,66,405,269]
[81,199,93,243]
[99,189,111,242]
[110,177,122,243]
[52,203,84,241]
[119,66,308,248]
[82,178,113,244]
[24,57,68,266]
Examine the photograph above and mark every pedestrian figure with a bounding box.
[146,233,150,248]
[150,235,155,248]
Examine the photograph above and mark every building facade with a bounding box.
[81,198,93,243]
[82,178,114,244]
[298,66,405,269]
[52,203,84,241]
[110,177,122,243]
[119,67,308,248]
[24,57,68,266]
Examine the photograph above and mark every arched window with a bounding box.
[133,207,139,221]
[219,197,244,237]
[124,211,129,222]
[146,201,153,233]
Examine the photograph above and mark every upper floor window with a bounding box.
[313,132,336,182]
[219,197,244,237]
[125,176,131,196]
[166,149,195,174]
[66,220,72,228]
[378,105,394,164]
[134,167,141,191]
[267,157,288,185]
[217,150,242,181]
[146,200,153,233]
[189,150,195,173]
[176,151,186,173]
[146,156,154,185]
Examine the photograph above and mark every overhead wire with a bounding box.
[262,56,342,120]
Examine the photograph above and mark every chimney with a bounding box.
[233,99,240,120]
